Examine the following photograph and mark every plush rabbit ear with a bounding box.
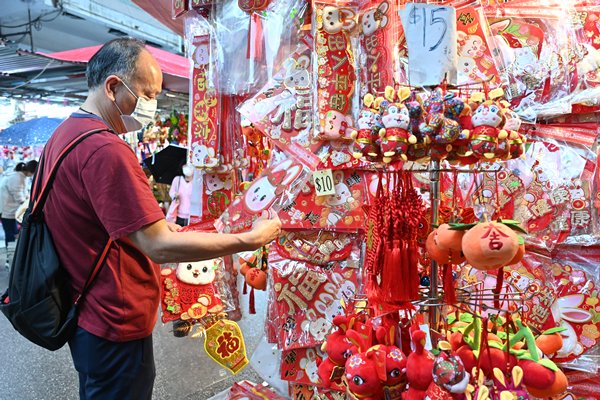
[384,86,395,102]
[493,368,506,388]
[558,294,585,309]
[363,93,375,108]
[438,340,452,351]
[477,386,490,400]
[499,392,513,400]
[397,86,411,102]
[512,365,523,387]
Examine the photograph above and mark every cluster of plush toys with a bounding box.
[351,86,526,164]
[316,309,569,400]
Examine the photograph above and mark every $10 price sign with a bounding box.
[400,3,457,86]
[312,169,336,197]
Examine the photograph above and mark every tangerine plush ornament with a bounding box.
[317,315,357,389]
[238,248,268,314]
[404,329,435,400]
[425,230,465,265]
[461,221,519,271]
[509,320,569,398]
[378,86,416,163]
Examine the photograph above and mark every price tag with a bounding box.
[313,169,336,197]
[400,3,457,86]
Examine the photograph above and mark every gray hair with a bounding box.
[86,38,146,89]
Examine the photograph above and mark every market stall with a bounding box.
[152,0,600,398]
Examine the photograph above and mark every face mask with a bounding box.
[113,80,158,132]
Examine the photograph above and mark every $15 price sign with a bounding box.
[400,3,457,86]
[312,169,336,197]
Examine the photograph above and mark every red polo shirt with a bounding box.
[42,113,165,342]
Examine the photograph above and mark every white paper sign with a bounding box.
[312,169,336,197]
[400,3,458,86]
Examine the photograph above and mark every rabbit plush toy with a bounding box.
[352,94,384,160]
[379,86,416,163]
[467,100,507,160]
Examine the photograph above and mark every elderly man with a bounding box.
[41,38,281,399]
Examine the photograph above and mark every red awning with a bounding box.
[45,45,189,79]
[132,0,184,37]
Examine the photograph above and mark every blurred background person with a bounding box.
[167,163,193,227]
[0,160,38,269]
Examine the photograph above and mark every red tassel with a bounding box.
[249,286,256,314]
[443,264,457,304]
[494,267,505,310]
[243,281,248,295]
[246,13,264,61]
[407,239,419,300]
[383,240,403,303]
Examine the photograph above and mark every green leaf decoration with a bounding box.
[517,353,534,361]
[460,313,475,323]
[448,315,457,325]
[488,341,504,350]
[510,349,527,357]
[496,331,507,340]
[542,327,567,335]
[538,358,560,372]
[449,223,477,231]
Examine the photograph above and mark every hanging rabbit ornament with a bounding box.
[378,86,416,163]
[238,0,270,63]
[352,93,384,160]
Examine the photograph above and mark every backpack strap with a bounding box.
[31,128,110,216]
[30,127,115,305]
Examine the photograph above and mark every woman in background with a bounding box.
[168,163,193,226]
[0,160,38,268]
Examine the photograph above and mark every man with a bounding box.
[41,38,281,399]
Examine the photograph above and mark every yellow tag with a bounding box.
[313,169,336,197]
[204,319,248,374]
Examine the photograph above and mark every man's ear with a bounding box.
[104,75,121,102]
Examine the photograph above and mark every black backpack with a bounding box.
[0,128,113,351]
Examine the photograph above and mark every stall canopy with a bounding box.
[0,44,190,105]
[132,0,184,37]
[46,45,189,79]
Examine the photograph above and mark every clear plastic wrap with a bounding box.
[357,0,399,97]
[267,241,360,351]
[238,43,323,165]
[278,170,367,231]
[215,150,313,234]
[314,0,358,142]
[485,2,581,122]
[548,247,600,373]
[459,252,558,331]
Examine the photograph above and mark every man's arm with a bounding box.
[128,211,281,264]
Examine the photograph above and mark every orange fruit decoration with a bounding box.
[461,221,519,270]
[435,223,464,252]
[426,230,465,265]
[245,268,267,290]
[525,368,568,398]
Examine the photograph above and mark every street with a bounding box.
[0,246,268,400]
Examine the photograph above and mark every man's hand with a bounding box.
[251,210,282,247]
[166,221,181,232]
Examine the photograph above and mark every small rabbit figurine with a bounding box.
[352,94,383,160]
[379,86,416,163]
[494,366,529,400]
